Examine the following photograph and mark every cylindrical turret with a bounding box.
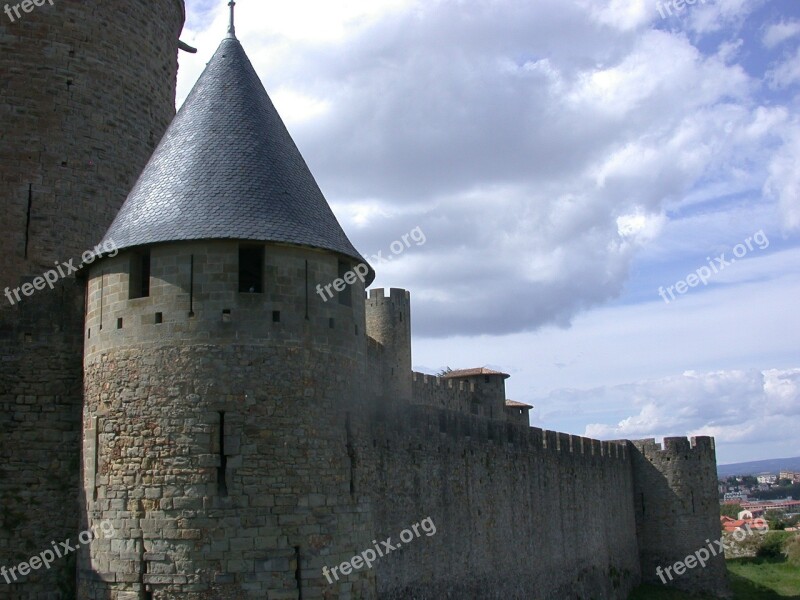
[630,437,729,597]
[79,30,377,598]
[365,288,412,403]
[0,2,184,596]
[80,242,375,598]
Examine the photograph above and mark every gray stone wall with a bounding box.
[410,373,477,414]
[83,242,366,360]
[411,372,510,421]
[365,289,411,403]
[0,2,184,597]
[361,406,642,599]
[630,437,729,597]
[74,254,729,599]
[79,242,375,599]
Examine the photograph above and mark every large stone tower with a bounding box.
[79,22,378,599]
[365,289,412,403]
[630,437,730,597]
[0,1,185,597]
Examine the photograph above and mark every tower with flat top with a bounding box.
[0,1,185,596]
[630,437,729,597]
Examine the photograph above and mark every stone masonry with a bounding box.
[0,1,185,597]
[0,3,728,599]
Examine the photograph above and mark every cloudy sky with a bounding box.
[177,0,800,465]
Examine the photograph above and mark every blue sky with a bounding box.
[177,0,800,465]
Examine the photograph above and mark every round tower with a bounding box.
[630,437,730,597]
[80,30,378,599]
[0,1,184,596]
[365,288,412,403]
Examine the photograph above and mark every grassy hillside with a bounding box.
[628,558,800,599]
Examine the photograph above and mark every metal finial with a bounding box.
[227,0,236,38]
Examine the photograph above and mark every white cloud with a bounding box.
[766,47,800,89]
[269,88,331,125]
[685,0,762,36]
[763,19,800,49]
[582,369,800,453]
[764,122,800,231]
[577,0,654,32]
[175,0,798,339]
[177,0,800,461]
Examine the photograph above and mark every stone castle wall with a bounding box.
[361,406,642,599]
[79,243,376,599]
[630,437,729,597]
[0,1,184,597]
[361,290,725,599]
[0,1,730,595]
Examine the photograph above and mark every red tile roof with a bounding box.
[505,400,533,410]
[443,367,510,379]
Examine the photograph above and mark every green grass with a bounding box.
[627,558,800,600]
[628,584,715,599]
[728,557,800,598]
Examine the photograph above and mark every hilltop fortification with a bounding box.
[0,4,727,598]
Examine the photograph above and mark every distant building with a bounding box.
[724,491,749,502]
[740,499,800,517]
[757,474,777,485]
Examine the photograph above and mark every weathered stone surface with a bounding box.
[0,2,184,598]
[1,3,726,598]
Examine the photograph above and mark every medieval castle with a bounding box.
[1,2,729,599]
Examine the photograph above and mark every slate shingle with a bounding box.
[101,36,372,282]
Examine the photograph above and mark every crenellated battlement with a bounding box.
[414,372,477,392]
[632,436,716,458]
[630,434,727,595]
[412,371,478,415]
[376,403,629,461]
[366,287,411,305]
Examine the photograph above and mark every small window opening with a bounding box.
[218,411,228,497]
[155,312,163,324]
[116,318,123,329]
[295,546,303,600]
[337,261,352,306]
[272,311,280,323]
[129,251,151,299]
[239,246,264,293]
[329,318,335,329]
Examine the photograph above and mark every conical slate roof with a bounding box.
[101,35,371,280]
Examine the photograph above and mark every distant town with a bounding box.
[719,470,800,531]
